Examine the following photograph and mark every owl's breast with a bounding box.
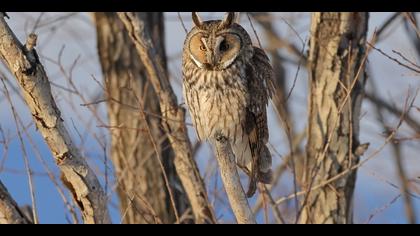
[184,69,248,143]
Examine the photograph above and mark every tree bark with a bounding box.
[0,13,110,224]
[116,12,216,224]
[0,180,32,224]
[213,136,256,224]
[94,12,189,224]
[302,12,369,224]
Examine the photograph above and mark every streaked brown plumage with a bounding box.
[182,12,274,197]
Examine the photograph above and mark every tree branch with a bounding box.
[116,12,216,224]
[213,135,256,224]
[0,180,32,224]
[0,13,110,224]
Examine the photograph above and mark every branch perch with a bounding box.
[116,12,216,224]
[213,135,256,224]
[0,13,110,224]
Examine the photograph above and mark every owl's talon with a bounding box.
[214,133,227,143]
[246,179,257,198]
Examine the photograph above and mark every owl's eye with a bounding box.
[199,45,206,51]
[219,40,229,52]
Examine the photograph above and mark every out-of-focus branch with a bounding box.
[368,70,417,224]
[0,180,32,224]
[250,13,290,127]
[365,93,420,133]
[116,12,216,224]
[213,135,256,224]
[403,12,420,61]
[375,12,402,43]
[0,13,110,224]
[250,13,307,64]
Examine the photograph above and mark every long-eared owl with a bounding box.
[182,12,275,197]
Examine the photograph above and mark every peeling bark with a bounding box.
[94,12,189,224]
[0,14,110,224]
[303,12,369,224]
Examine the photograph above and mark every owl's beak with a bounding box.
[207,53,218,69]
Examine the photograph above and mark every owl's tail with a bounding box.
[232,140,272,197]
[246,143,273,197]
[257,145,273,184]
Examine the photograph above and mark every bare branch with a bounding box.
[365,93,420,132]
[116,12,216,224]
[213,135,256,224]
[367,42,420,74]
[0,13,110,224]
[368,71,417,224]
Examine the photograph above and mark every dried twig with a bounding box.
[177,12,188,34]
[276,88,418,206]
[367,42,420,74]
[365,93,420,132]
[368,71,417,224]
[364,194,401,224]
[1,78,39,223]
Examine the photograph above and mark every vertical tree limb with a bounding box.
[94,12,189,224]
[0,13,110,224]
[303,12,369,224]
[116,12,216,224]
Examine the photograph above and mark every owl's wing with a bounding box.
[247,47,275,141]
[244,47,275,197]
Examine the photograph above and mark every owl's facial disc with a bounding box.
[189,31,242,70]
[215,33,242,69]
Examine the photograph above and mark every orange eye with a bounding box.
[199,45,206,51]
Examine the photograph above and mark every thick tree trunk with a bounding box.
[94,12,188,224]
[302,12,369,224]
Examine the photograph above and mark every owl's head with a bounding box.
[184,12,253,70]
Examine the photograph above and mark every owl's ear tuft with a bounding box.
[221,12,236,28]
[192,12,203,28]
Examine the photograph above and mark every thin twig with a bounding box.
[0,15,111,224]
[246,13,262,48]
[367,42,420,74]
[1,78,39,224]
[364,194,401,224]
[177,12,188,34]
[276,89,419,206]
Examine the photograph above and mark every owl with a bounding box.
[182,12,275,197]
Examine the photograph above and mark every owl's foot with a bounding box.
[214,132,228,143]
[246,176,257,198]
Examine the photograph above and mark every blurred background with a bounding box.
[0,12,419,223]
